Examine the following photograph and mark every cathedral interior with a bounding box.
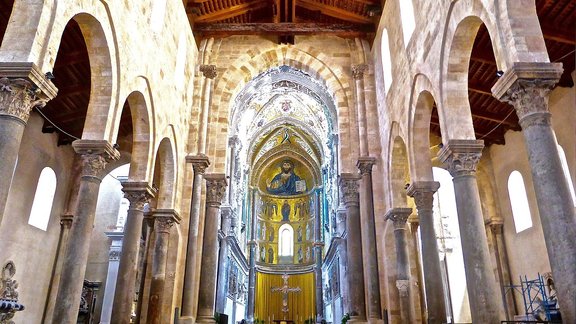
[0,0,574,323]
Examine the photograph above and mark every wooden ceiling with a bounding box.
[431,0,575,146]
[185,0,382,43]
[0,1,573,148]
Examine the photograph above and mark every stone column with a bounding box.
[352,64,369,156]
[216,206,234,313]
[111,182,156,324]
[227,136,240,205]
[438,140,503,322]
[197,174,227,323]
[339,173,366,320]
[146,210,180,324]
[52,140,120,324]
[181,155,210,320]
[385,208,414,324]
[356,157,382,320]
[0,62,57,222]
[408,220,428,323]
[314,190,325,321]
[406,181,446,324]
[487,218,516,321]
[492,62,576,322]
[197,65,217,154]
[335,207,350,311]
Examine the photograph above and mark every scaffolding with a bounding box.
[504,273,561,322]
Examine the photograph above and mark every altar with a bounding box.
[272,320,295,324]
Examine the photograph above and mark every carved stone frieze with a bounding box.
[0,78,49,122]
[199,65,218,79]
[438,140,484,177]
[205,174,227,206]
[356,156,376,175]
[339,174,361,206]
[384,208,413,230]
[406,181,440,211]
[351,64,368,80]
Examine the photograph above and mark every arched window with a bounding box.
[558,145,576,207]
[508,171,533,233]
[381,29,393,92]
[278,224,294,256]
[399,0,416,47]
[28,167,57,231]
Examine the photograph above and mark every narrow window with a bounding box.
[381,29,393,92]
[278,223,294,256]
[399,0,416,47]
[558,145,576,207]
[508,171,533,233]
[28,167,57,231]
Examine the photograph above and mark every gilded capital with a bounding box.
[205,174,227,206]
[199,64,218,79]
[339,173,361,206]
[438,140,484,177]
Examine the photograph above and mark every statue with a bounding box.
[267,160,305,195]
[268,247,274,263]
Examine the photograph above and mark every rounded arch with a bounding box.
[440,0,507,142]
[278,223,294,257]
[207,46,357,173]
[407,73,440,182]
[152,137,177,209]
[388,122,410,208]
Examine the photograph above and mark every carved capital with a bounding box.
[407,181,440,211]
[0,62,58,123]
[205,174,227,206]
[60,214,74,229]
[492,62,562,129]
[186,154,210,174]
[122,181,156,210]
[152,209,181,234]
[199,64,218,79]
[384,208,413,230]
[228,136,241,148]
[339,173,361,206]
[438,140,484,177]
[487,218,504,235]
[351,64,368,80]
[73,140,120,179]
[395,279,410,297]
[356,156,376,175]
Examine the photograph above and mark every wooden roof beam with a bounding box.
[193,0,267,23]
[193,22,375,37]
[297,0,372,23]
[541,23,576,45]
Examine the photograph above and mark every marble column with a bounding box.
[339,173,366,320]
[216,206,234,313]
[314,190,325,321]
[52,140,120,324]
[111,182,156,324]
[146,209,180,324]
[356,157,382,320]
[197,174,227,323]
[100,232,124,323]
[0,62,57,223]
[438,140,503,322]
[406,181,446,324]
[487,218,516,321]
[492,62,576,322]
[181,155,210,320]
[385,208,414,324]
[246,188,257,323]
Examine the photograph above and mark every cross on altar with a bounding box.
[271,274,301,313]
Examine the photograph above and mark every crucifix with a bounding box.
[271,273,301,314]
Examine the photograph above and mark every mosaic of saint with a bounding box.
[266,159,306,195]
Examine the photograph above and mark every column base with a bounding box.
[196,315,218,324]
[347,316,368,324]
[178,316,196,324]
